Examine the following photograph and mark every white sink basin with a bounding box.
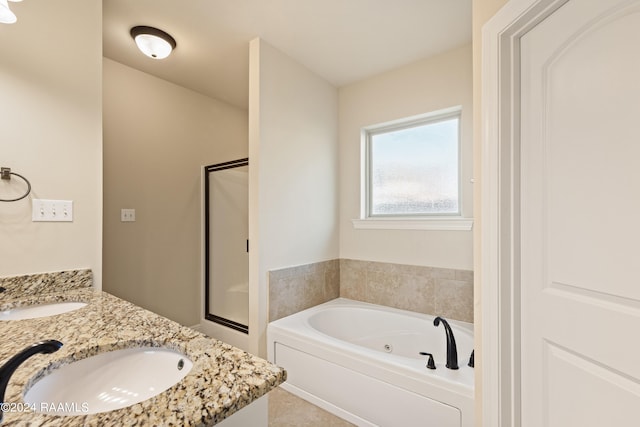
[24,347,193,415]
[0,302,87,321]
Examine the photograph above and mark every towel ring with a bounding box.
[0,167,32,202]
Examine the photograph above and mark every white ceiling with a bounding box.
[103,0,471,109]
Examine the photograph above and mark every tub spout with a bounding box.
[434,317,458,370]
[0,340,63,421]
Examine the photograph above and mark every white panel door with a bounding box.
[520,0,640,426]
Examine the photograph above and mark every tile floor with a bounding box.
[268,387,355,427]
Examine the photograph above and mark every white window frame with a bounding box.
[353,106,473,231]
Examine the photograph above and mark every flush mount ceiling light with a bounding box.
[0,0,22,25]
[130,25,177,60]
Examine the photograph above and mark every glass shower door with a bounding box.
[204,159,249,333]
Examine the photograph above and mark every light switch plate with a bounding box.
[32,199,73,222]
[121,209,136,222]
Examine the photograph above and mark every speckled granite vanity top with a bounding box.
[0,270,286,426]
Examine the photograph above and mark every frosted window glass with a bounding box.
[369,116,459,216]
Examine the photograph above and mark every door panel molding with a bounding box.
[545,341,640,426]
[545,283,640,311]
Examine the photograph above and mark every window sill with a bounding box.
[351,217,474,231]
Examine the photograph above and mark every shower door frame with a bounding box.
[204,158,250,334]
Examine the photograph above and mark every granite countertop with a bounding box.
[0,272,286,426]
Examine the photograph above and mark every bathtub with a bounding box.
[267,298,474,427]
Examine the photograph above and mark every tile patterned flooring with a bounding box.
[268,387,355,427]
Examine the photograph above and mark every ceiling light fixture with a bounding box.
[0,0,22,25]
[130,26,177,60]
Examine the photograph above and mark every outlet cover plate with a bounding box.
[121,209,136,222]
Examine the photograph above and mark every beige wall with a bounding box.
[248,38,339,356]
[0,0,102,286]
[473,0,510,425]
[338,44,473,271]
[102,58,248,326]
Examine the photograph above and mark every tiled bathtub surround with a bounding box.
[0,269,92,300]
[269,259,473,323]
[340,259,473,323]
[269,260,339,321]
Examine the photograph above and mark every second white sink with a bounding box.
[0,302,87,321]
[24,347,193,415]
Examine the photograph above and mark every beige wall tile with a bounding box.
[338,259,367,301]
[323,260,340,300]
[270,258,473,323]
[434,279,474,323]
[340,259,473,322]
[269,260,340,321]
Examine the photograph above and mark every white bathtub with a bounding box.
[267,298,474,427]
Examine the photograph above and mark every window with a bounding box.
[365,109,461,219]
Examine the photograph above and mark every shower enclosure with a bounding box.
[204,159,249,334]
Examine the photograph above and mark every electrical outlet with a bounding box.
[32,199,73,222]
[121,209,136,222]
